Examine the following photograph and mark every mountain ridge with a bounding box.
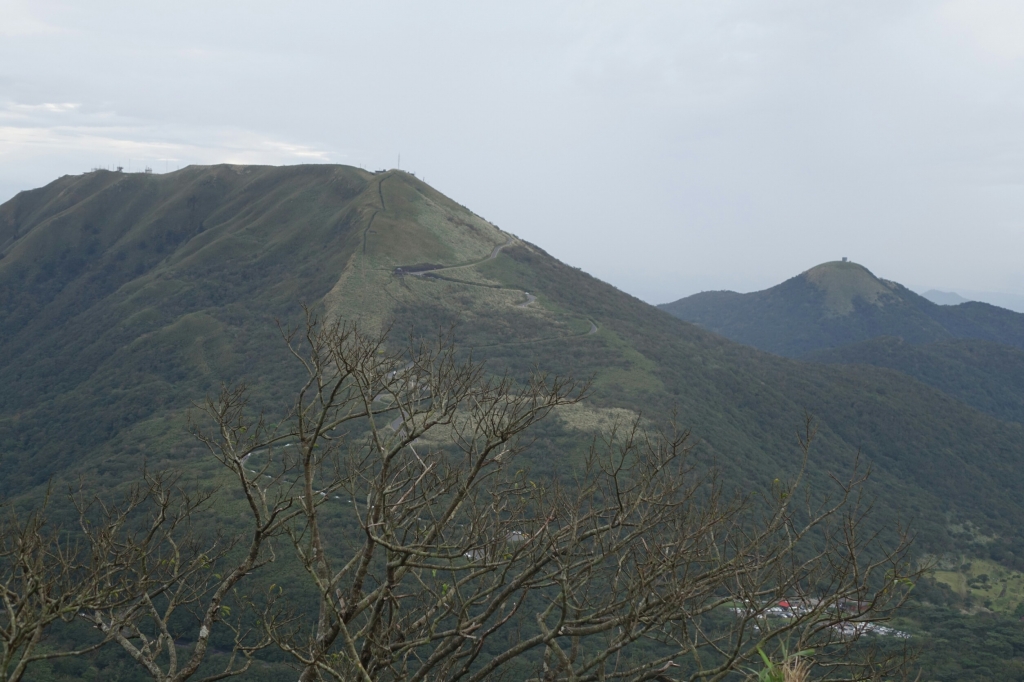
[3,166,1024,570]
[803,260,901,315]
[659,260,1024,357]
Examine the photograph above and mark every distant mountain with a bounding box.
[969,290,1024,314]
[659,260,1024,357]
[917,288,1024,313]
[5,168,1024,571]
[922,289,969,306]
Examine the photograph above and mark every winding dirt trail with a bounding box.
[488,237,511,260]
[360,175,391,254]
[394,232,599,345]
[409,235,513,278]
[362,211,378,254]
[377,175,388,211]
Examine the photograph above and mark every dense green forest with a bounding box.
[4,166,1024,679]
[806,337,1024,425]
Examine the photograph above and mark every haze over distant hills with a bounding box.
[921,289,970,306]
[660,259,1024,427]
[919,287,1024,313]
[659,260,1024,357]
[8,166,1024,677]
[4,167,1024,589]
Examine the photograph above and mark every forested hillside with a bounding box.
[659,260,1024,357]
[2,166,1024,563]
[5,167,1024,679]
[806,337,1024,425]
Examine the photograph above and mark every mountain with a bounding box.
[658,259,1024,428]
[921,289,970,306]
[922,288,1024,314]
[4,167,1024,571]
[658,260,1024,357]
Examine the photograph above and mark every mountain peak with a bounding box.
[10,165,1024,637]
[660,259,1024,357]
[922,289,970,306]
[801,261,896,315]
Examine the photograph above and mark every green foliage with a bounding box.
[750,643,813,682]
[659,260,1024,357]
[3,166,1024,560]
[907,602,1024,681]
[930,557,1024,613]
[807,337,1024,424]
[3,166,1024,679]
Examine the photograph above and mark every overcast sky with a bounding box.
[2,1,1023,303]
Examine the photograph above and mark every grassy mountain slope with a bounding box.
[659,260,1024,357]
[3,167,1024,570]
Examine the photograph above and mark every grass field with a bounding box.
[932,557,1024,613]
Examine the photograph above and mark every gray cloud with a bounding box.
[2,0,1022,303]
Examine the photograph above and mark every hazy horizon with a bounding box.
[3,1,1023,304]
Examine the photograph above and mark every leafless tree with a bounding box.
[2,311,920,682]
[0,477,209,682]
[79,469,281,682]
[0,469,280,682]
[184,312,919,681]
[0,491,114,682]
